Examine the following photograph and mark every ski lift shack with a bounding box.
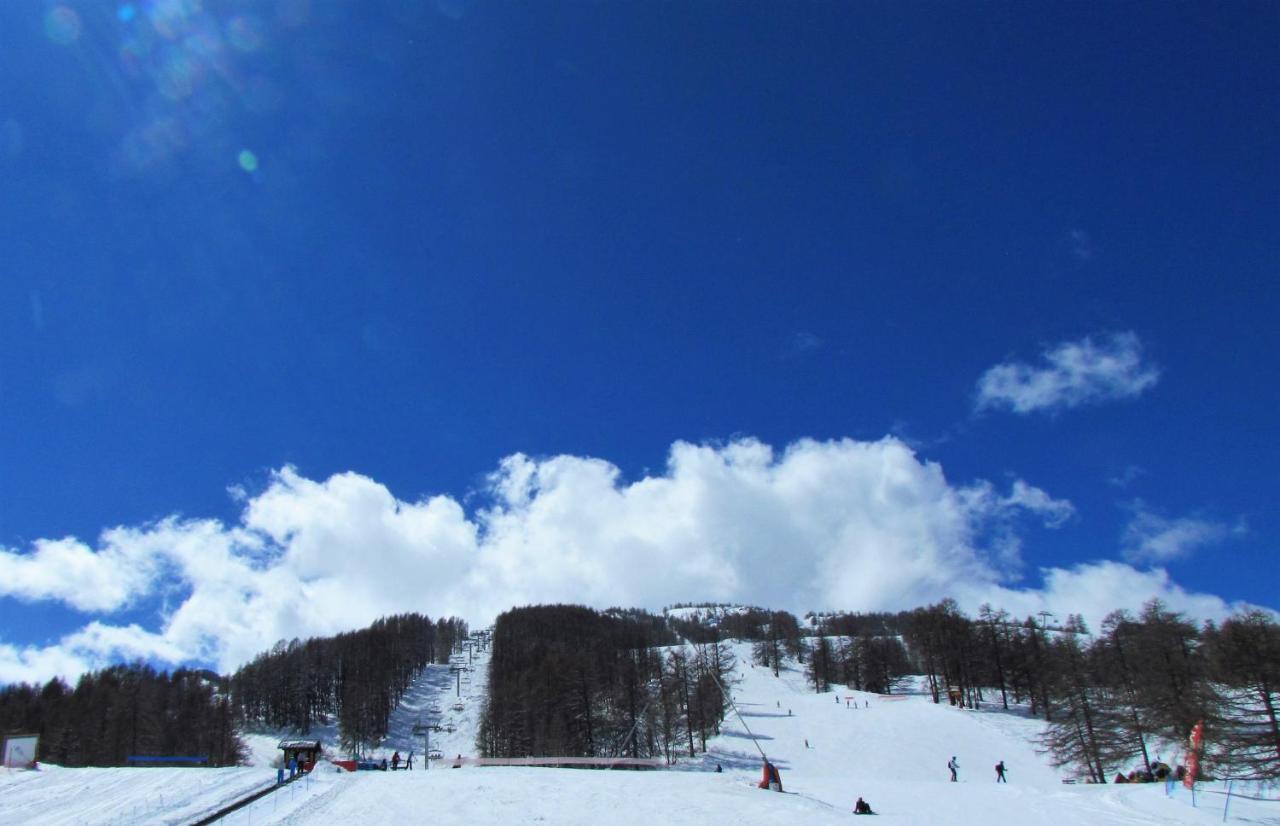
[278,739,322,772]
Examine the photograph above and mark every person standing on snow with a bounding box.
[995,760,1007,782]
[948,756,959,782]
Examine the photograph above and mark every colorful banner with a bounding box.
[1183,720,1204,789]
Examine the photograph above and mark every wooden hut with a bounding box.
[278,739,323,772]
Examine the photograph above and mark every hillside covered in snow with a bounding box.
[4,624,1276,825]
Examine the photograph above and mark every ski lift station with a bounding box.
[278,739,323,772]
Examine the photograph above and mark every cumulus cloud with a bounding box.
[1121,502,1244,564]
[975,332,1160,414]
[969,561,1254,635]
[0,437,1260,683]
[0,534,159,611]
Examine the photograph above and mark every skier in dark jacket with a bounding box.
[948,756,959,782]
[995,760,1007,782]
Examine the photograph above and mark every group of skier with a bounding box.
[947,756,1008,783]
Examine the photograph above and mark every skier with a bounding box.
[407,751,414,770]
[853,796,874,815]
[392,751,400,770]
[948,756,959,782]
[995,760,1007,782]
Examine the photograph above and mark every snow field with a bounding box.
[0,764,273,825]
[5,637,1276,825]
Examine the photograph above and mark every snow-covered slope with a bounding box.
[380,644,486,762]
[236,639,1275,825]
[0,764,274,825]
[4,637,1275,825]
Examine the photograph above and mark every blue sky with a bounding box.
[0,2,1276,681]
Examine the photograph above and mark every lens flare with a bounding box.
[44,6,83,45]
[155,47,199,100]
[226,15,266,52]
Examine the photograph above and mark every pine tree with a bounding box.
[1203,611,1280,780]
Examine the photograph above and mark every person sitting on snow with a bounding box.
[854,796,874,814]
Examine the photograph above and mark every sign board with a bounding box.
[3,734,39,768]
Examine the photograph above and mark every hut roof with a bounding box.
[278,739,322,750]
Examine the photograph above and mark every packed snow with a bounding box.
[3,637,1275,825]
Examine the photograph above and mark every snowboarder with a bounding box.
[804,738,809,748]
[854,796,874,815]
[995,760,1007,782]
[948,756,959,782]
[715,763,722,773]
[392,751,400,770]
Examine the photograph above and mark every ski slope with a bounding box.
[4,637,1275,825]
[225,639,1276,825]
[0,763,275,825]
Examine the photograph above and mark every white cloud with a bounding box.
[0,437,1261,683]
[783,331,822,358]
[0,622,188,686]
[1107,465,1145,489]
[967,561,1259,635]
[0,534,159,611]
[1121,502,1243,564]
[975,332,1160,414]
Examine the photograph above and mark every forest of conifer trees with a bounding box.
[477,605,735,764]
[797,599,1279,782]
[0,664,244,767]
[230,613,468,755]
[1,599,1274,781]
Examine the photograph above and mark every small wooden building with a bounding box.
[278,739,322,772]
